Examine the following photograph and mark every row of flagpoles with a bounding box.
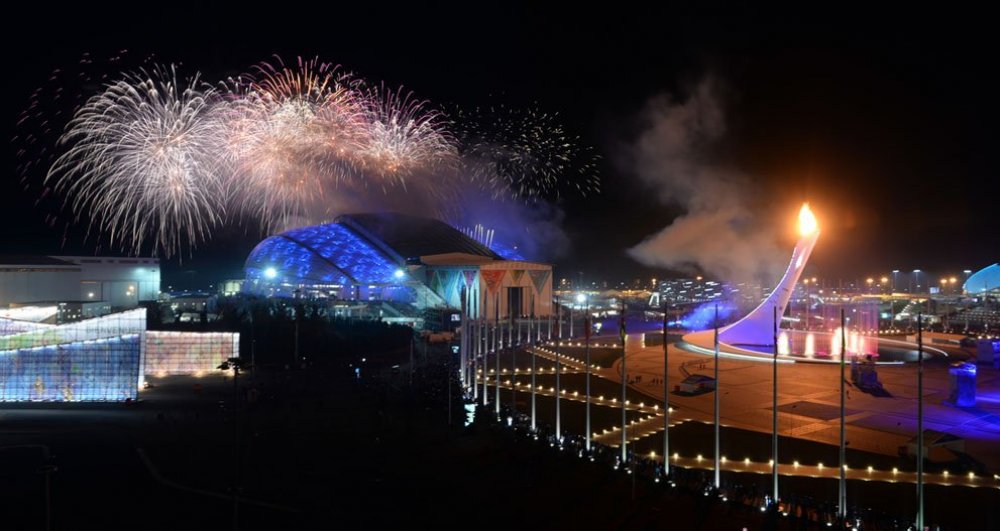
[454,289,927,528]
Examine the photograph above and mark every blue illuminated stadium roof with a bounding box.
[245,213,507,286]
[964,263,1000,294]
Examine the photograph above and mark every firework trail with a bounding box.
[45,66,225,256]
[456,104,601,200]
[15,50,153,204]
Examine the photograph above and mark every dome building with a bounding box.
[243,213,552,318]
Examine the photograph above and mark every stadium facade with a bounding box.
[243,213,553,318]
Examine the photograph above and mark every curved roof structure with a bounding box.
[244,213,508,289]
[964,263,1000,294]
[339,213,500,262]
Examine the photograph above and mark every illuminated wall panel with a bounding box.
[0,308,145,350]
[0,317,54,336]
[144,331,240,376]
[0,334,141,402]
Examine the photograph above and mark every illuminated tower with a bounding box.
[719,204,820,347]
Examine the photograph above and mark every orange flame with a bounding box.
[798,203,818,236]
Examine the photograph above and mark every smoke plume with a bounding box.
[626,77,784,284]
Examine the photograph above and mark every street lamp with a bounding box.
[217,356,251,528]
[913,269,922,293]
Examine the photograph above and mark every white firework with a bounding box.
[46,66,226,256]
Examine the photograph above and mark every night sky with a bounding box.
[6,5,998,288]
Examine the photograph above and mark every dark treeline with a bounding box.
[143,296,413,368]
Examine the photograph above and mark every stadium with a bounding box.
[242,213,554,320]
[964,263,1000,295]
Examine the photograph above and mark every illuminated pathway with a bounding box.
[660,453,998,489]
[477,375,1000,490]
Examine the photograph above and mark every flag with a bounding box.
[619,301,626,344]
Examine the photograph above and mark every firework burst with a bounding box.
[220,57,368,229]
[354,86,457,187]
[457,104,600,200]
[45,65,225,256]
[22,55,601,257]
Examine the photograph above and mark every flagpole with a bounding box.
[713,303,721,490]
[483,290,489,407]
[465,288,472,389]
[620,299,627,466]
[531,293,537,432]
[555,295,562,442]
[510,294,516,417]
[663,303,672,478]
[558,296,563,341]
[482,292,488,406]
[772,304,779,504]
[548,300,552,341]
[460,286,467,389]
[473,288,479,402]
[584,295,591,452]
[839,308,847,523]
[569,298,574,338]
[917,312,924,530]
[495,293,500,418]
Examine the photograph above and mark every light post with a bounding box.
[892,270,900,293]
[218,356,250,531]
[913,269,922,294]
[866,277,874,295]
[293,288,301,367]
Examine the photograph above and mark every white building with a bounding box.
[0,255,160,310]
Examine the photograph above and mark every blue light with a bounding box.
[244,222,401,289]
[264,267,277,279]
[678,301,739,331]
[394,268,405,279]
[0,335,141,402]
[488,240,526,261]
